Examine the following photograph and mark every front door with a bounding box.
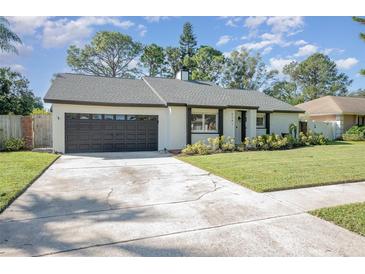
[234,111,246,144]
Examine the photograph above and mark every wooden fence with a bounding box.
[0,114,52,150]
[0,115,23,150]
[33,114,52,148]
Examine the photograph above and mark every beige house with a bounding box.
[296,96,365,138]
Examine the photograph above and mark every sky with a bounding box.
[1,16,365,102]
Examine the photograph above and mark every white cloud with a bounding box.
[225,17,242,27]
[294,40,307,46]
[266,16,304,33]
[244,16,267,29]
[9,64,26,73]
[238,40,275,50]
[41,17,135,48]
[6,16,49,35]
[144,16,169,23]
[137,24,147,37]
[269,58,295,75]
[294,44,318,57]
[216,35,232,46]
[335,58,359,69]
[262,47,273,55]
[238,32,283,52]
[322,48,345,55]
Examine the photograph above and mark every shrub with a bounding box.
[31,108,50,115]
[4,137,25,151]
[343,126,365,141]
[244,131,328,151]
[181,141,209,155]
[299,131,328,146]
[244,133,296,151]
[182,136,236,155]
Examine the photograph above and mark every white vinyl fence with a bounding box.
[0,115,22,150]
[307,120,337,140]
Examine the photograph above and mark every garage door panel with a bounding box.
[65,113,158,153]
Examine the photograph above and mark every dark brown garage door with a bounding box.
[65,113,158,153]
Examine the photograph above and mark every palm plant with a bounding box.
[0,16,22,54]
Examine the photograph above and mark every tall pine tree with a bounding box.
[353,17,365,76]
[179,22,197,59]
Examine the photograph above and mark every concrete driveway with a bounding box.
[1,152,365,256]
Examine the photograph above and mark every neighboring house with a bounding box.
[44,71,303,153]
[296,96,365,139]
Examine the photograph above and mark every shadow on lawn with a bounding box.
[326,141,353,145]
[0,193,188,257]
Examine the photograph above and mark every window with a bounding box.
[127,115,136,120]
[79,114,90,120]
[92,114,102,120]
[66,113,78,119]
[191,114,203,131]
[115,115,125,120]
[256,113,265,128]
[104,114,114,120]
[191,113,218,133]
[205,114,217,131]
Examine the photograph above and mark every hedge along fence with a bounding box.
[0,115,22,150]
[0,114,52,151]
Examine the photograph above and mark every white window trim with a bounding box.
[191,113,219,133]
[256,113,266,129]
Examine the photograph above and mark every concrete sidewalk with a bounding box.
[1,152,365,256]
[267,181,365,211]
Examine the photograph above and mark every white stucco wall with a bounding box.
[270,112,299,136]
[167,106,186,149]
[246,109,257,138]
[51,104,169,153]
[256,128,267,136]
[191,133,219,144]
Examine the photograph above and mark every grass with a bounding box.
[0,151,59,213]
[179,141,365,192]
[310,202,365,237]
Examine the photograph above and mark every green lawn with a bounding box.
[310,202,365,237]
[180,141,365,192]
[0,151,59,213]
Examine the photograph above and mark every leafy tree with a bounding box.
[164,46,182,77]
[179,22,197,59]
[283,53,352,101]
[264,81,303,105]
[352,88,365,97]
[140,43,165,77]
[67,31,143,78]
[222,49,278,90]
[0,16,22,54]
[0,67,42,115]
[353,17,365,76]
[190,46,225,83]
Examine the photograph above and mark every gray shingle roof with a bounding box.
[143,77,302,112]
[44,73,165,106]
[44,73,303,112]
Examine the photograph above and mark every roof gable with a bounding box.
[296,96,365,115]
